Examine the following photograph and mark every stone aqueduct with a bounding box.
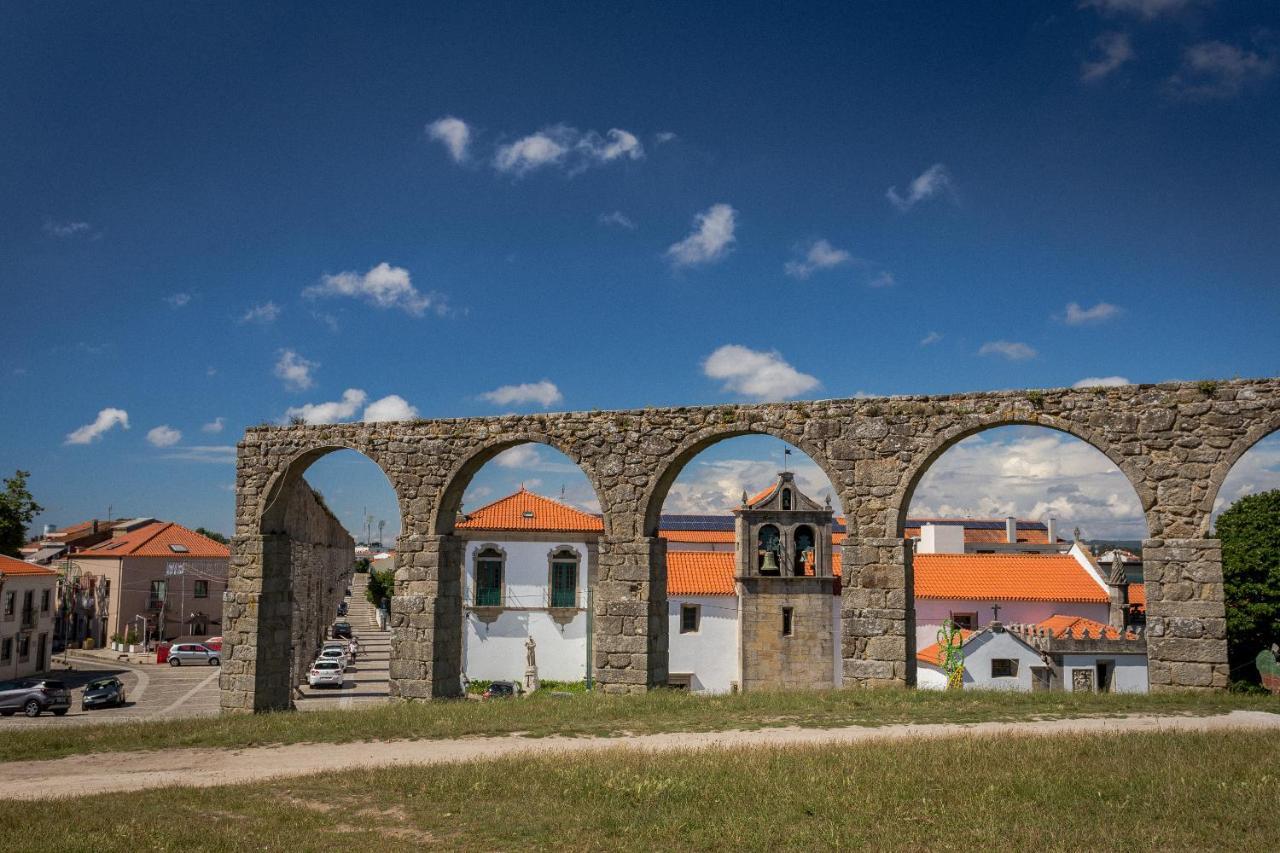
[221,378,1280,712]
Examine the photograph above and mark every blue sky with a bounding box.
[2,1,1278,539]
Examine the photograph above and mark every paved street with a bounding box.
[0,577,389,728]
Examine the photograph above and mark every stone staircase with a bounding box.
[296,571,391,710]
[347,572,385,631]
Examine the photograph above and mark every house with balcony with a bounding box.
[63,518,230,645]
[0,554,58,679]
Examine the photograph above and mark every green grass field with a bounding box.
[3,729,1277,850]
[2,687,1276,764]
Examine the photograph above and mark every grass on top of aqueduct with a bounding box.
[2,687,1277,764]
[4,729,1279,850]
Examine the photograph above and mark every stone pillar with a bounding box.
[1143,538,1229,691]
[841,537,913,687]
[593,536,667,694]
[219,533,294,713]
[389,533,463,699]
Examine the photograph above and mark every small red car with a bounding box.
[203,636,223,652]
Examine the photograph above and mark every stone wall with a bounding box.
[1142,539,1229,690]
[224,377,1280,711]
[220,478,352,711]
[738,576,835,691]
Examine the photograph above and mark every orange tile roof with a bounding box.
[74,522,230,559]
[914,553,1107,603]
[1128,583,1146,607]
[0,554,58,577]
[917,629,974,667]
[660,530,735,543]
[1035,614,1137,641]
[457,487,603,533]
[747,484,777,505]
[668,552,737,596]
[665,550,842,596]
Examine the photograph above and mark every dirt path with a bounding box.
[3,710,1278,801]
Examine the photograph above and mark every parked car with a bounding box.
[482,680,520,699]
[203,636,223,652]
[307,659,345,688]
[82,676,127,710]
[0,679,72,717]
[336,602,348,617]
[331,621,353,639]
[168,643,220,666]
[317,647,348,669]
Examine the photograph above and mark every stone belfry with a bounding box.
[733,471,836,691]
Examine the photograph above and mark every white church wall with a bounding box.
[915,599,1110,650]
[668,595,739,694]
[957,630,1044,691]
[917,663,949,690]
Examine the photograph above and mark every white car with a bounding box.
[308,659,344,688]
[317,647,348,669]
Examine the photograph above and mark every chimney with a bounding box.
[92,520,99,534]
[1006,516,1017,544]
[1046,517,1056,545]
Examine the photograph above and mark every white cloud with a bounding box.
[1073,376,1130,388]
[492,125,644,176]
[1213,434,1280,519]
[426,116,471,162]
[1169,41,1276,100]
[305,262,443,317]
[494,444,542,469]
[164,292,192,309]
[161,445,236,464]
[1082,32,1135,82]
[1064,301,1121,325]
[146,425,182,448]
[599,211,637,230]
[240,301,282,324]
[910,427,1147,539]
[65,408,130,445]
[868,271,896,288]
[784,239,853,280]
[1079,0,1206,20]
[663,456,834,516]
[666,203,737,268]
[703,345,820,400]
[886,163,953,211]
[284,389,368,425]
[979,340,1038,360]
[274,349,317,391]
[362,394,418,423]
[43,219,92,238]
[920,331,943,346]
[480,380,563,409]
[654,131,678,144]
[202,417,226,433]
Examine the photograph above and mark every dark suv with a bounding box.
[331,621,353,639]
[0,678,72,717]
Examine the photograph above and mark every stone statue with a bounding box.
[524,635,539,693]
[1108,550,1127,586]
[525,635,537,669]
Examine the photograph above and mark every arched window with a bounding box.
[758,524,781,573]
[475,547,505,607]
[549,547,580,609]
[781,489,792,510]
[794,525,815,576]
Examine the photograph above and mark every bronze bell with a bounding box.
[761,549,779,573]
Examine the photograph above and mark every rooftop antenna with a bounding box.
[560,483,566,500]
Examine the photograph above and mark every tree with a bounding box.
[195,527,229,545]
[1216,489,1280,681]
[0,470,43,558]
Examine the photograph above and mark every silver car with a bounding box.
[168,643,220,666]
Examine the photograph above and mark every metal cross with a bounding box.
[991,602,1002,621]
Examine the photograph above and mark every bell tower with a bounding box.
[733,471,836,691]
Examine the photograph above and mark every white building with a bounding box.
[456,488,597,684]
[0,554,59,680]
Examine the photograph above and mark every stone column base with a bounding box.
[1143,538,1229,692]
[593,536,668,694]
[841,537,913,688]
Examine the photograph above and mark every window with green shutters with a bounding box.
[550,560,577,608]
[475,548,504,607]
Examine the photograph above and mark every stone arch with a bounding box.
[1197,411,1280,536]
[640,424,848,538]
[258,441,403,535]
[431,432,610,536]
[886,413,1156,539]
